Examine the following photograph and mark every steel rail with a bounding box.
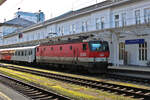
[0,73,71,100]
[0,64,150,100]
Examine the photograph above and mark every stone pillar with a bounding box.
[112,32,120,66]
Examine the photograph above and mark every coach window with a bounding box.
[15,52,16,56]
[18,51,20,56]
[20,51,22,56]
[28,51,30,55]
[82,44,87,51]
[13,52,15,56]
[29,50,31,55]
[29,50,32,55]
[30,50,32,55]
[60,46,62,51]
[70,46,72,50]
[21,51,24,56]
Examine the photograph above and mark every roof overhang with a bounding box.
[0,0,6,5]
[0,23,22,27]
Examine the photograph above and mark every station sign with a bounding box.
[125,39,144,44]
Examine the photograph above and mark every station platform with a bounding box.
[108,65,150,72]
[0,82,29,100]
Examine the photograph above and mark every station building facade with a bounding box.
[0,0,150,66]
[15,11,45,23]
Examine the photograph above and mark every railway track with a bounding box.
[0,64,150,100]
[0,73,71,100]
[108,68,150,84]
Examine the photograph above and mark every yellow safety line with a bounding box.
[0,92,11,100]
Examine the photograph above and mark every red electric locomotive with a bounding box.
[0,39,109,73]
[36,39,109,73]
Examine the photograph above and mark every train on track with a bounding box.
[0,39,109,73]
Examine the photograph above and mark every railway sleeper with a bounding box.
[30,94,49,98]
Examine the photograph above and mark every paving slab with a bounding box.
[109,65,150,72]
[0,82,29,100]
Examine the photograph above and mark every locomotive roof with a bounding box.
[40,39,85,46]
[0,45,37,51]
[40,39,100,46]
[40,39,106,46]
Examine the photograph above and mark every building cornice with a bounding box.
[0,23,22,27]
[4,0,139,38]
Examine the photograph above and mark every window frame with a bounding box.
[115,14,119,27]
[139,42,147,61]
[144,8,150,23]
[135,10,141,24]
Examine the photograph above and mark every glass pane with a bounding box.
[145,42,147,48]
[139,44,141,48]
[145,49,147,60]
[91,44,101,51]
[139,49,141,60]
[142,44,144,48]
[142,49,144,60]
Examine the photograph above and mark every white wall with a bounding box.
[2,0,150,66]
[111,0,150,27]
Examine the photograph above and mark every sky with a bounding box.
[0,0,105,22]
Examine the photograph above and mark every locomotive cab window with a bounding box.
[102,41,109,51]
[91,43,102,51]
[82,44,87,51]
[89,41,109,51]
